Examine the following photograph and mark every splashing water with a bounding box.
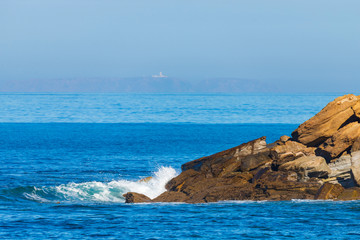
[20,166,178,203]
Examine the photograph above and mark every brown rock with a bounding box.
[195,184,255,203]
[123,192,152,203]
[319,121,360,158]
[292,94,359,147]
[239,151,272,172]
[327,154,354,187]
[181,137,268,177]
[351,137,360,153]
[270,140,316,165]
[278,156,331,178]
[279,135,290,142]
[353,101,360,119]
[165,169,204,192]
[254,170,321,200]
[337,188,360,200]
[351,151,360,186]
[152,192,188,202]
[252,167,271,183]
[315,183,344,200]
[139,176,152,183]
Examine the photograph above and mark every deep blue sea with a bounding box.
[1,93,360,239]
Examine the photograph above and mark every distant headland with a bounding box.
[0,76,276,93]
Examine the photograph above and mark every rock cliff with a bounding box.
[124,94,360,203]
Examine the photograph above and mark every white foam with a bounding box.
[23,192,51,203]
[49,166,178,203]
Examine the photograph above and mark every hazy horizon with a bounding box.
[1,0,359,92]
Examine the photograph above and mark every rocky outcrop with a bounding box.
[124,94,360,203]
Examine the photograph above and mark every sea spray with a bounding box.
[21,166,178,203]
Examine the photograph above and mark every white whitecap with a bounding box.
[49,166,178,203]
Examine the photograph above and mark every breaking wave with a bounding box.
[5,166,177,203]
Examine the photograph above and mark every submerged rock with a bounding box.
[124,94,360,203]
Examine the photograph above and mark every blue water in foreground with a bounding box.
[1,94,360,239]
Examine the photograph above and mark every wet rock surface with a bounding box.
[125,94,360,203]
[123,192,152,203]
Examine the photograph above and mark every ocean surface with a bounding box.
[1,93,360,239]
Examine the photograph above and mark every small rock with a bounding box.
[123,192,152,203]
[280,135,290,142]
[139,176,152,183]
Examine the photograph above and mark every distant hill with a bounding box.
[0,77,278,93]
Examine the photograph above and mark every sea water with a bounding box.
[1,93,359,239]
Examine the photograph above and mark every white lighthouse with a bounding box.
[152,72,168,78]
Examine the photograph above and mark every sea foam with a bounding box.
[23,166,177,203]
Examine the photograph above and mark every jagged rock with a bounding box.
[278,156,331,178]
[152,192,188,202]
[315,183,344,200]
[279,135,290,142]
[353,101,360,118]
[166,169,254,203]
[292,94,359,147]
[270,140,315,166]
[254,170,321,200]
[239,152,272,172]
[319,122,360,158]
[123,192,152,203]
[181,137,268,177]
[337,188,360,200]
[327,154,354,187]
[351,137,360,153]
[351,151,360,186]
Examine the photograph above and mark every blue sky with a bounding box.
[1,0,360,92]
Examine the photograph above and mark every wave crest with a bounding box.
[17,166,177,203]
